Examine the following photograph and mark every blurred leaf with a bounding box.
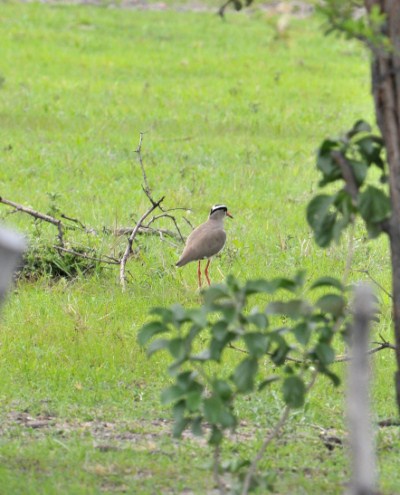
[317,293,346,316]
[293,322,311,345]
[203,285,230,306]
[168,338,186,359]
[213,379,233,400]
[358,186,391,224]
[307,194,337,247]
[191,417,203,436]
[147,338,169,356]
[270,277,298,293]
[232,357,258,392]
[186,308,207,327]
[310,276,344,291]
[186,390,202,411]
[243,332,269,357]
[138,321,168,346]
[266,299,312,319]
[247,311,269,330]
[314,343,335,365]
[258,375,280,391]
[317,294,345,317]
[347,119,371,138]
[212,320,230,341]
[150,307,173,324]
[245,279,274,295]
[161,385,185,405]
[282,375,305,408]
[172,401,188,438]
[209,425,223,445]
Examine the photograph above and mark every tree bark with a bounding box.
[366,0,400,410]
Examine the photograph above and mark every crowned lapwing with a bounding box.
[176,204,233,287]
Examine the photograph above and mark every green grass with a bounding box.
[0,2,399,494]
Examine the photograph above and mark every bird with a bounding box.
[176,204,233,288]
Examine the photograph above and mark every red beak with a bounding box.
[226,211,233,219]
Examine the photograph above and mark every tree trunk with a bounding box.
[366,0,400,411]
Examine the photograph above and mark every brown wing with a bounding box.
[176,224,226,267]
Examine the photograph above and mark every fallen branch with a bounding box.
[54,246,120,265]
[119,196,165,291]
[114,225,182,241]
[0,196,64,246]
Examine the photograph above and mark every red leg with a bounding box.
[197,260,202,288]
[205,259,211,286]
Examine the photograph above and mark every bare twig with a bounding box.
[229,342,395,364]
[120,197,165,290]
[135,132,151,197]
[358,269,393,299]
[241,371,318,495]
[0,196,64,246]
[145,213,185,243]
[331,150,359,202]
[213,444,226,495]
[114,225,181,240]
[54,246,120,265]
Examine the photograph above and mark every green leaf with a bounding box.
[317,294,345,317]
[314,343,335,365]
[138,321,168,346]
[347,119,371,138]
[170,303,186,324]
[282,376,306,408]
[310,276,344,291]
[191,417,203,436]
[349,159,368,186]
[213,379,233,400]
[269,333,290,365]
[232,357,258,393]
[172,401,188,438]
[244,279,274,295]
[270,277,298,293]
[161,385,185,405]
[306,194,337,247]
[186,390,202,412]
[168,338,186,359]
[147,338,169,356]
[243,332,269,357]
[209,425,223,446]
[203,285,230,306]
[358,186,391,224]
[203,396,224,424]
[293,322,311,345]
[247,311,268,330]
[186,308,207,328]
[150,307,173,324]
[258,375,280,391]
[212,320,229,341]
[266,299,312,319]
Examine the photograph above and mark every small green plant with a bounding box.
[139,272,348,493]
[307,119,389,247]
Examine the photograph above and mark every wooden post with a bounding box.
[0,226,26,308]
[347,283,379,495]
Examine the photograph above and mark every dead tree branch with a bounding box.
[119,196,165,291]
[114,226,181,240]
[0,196,64,246]
[54,246,120,265]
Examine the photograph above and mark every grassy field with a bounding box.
[0,2,398,494]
